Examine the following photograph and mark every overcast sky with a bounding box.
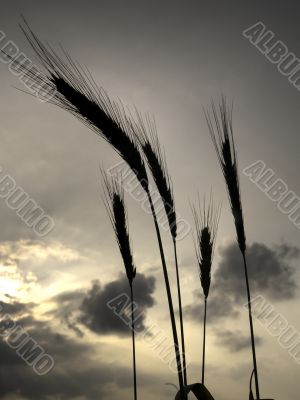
[0,1,299,399]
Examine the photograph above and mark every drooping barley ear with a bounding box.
[13,18,149,192]
[132,113,188,387]
[204,98,260,400]
[192,195,220,384]
[132,112,177,238]
[101,171,137,400]
[15,21,185,398]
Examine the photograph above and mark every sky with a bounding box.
[0,1,300,399]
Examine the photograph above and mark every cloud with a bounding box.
[184,242,299,323]
[0,299,32,315]
[79,273,156,336]
[213,329,263,352]
[47,289,86,338]
[183,289,239,323]
[0,239,84,299]
[0,240,80,266]
[0,324,127,399]
[0,298,156,400]
[216,242,298,301]
[45,273,156,338]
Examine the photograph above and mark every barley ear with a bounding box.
[101,170,136,284]
[132,112,177,239]
[192,195,220,299]
[204,98,246,253]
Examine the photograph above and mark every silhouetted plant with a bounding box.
[132,113,188,387]
[14,20,185,399]
[7,17,275,400]
[204,98,260,400]
[102,171,137,400]
[192,196,220,385]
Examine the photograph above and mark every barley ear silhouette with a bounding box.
[102,171,137,400]
[14,18,149,192]
[192,195,220,385]
[132,113,187,387]
[14,20,185,397]
[204,98,260,400]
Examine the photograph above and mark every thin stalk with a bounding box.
[202,298,207,384]
[147,191,185,400]
[130,283,137,400]
[132,115,186,393]
[173,238,187,387]
[242,252,260,400]
[205,99,260,397]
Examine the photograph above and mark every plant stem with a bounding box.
[173,238,187,388]
[202,297,207,385]
[242,251,260,400]
[147,191,185,399]
[130,283,137,400]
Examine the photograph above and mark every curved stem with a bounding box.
[242,251,260,400]
[202,297,207,384]
[147,191,185,399]
[130,283,137,400]
[173,238,187,387]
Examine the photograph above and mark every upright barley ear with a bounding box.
[204,98,260,400]
[102,171,137,400]
[133,113,188,388]
[102,171,136,283]
[204,99,245,253]
[192,196,220,385]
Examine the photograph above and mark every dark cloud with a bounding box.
[184,290,239,323]
[0,299,156,400]
[216,242,298,301]
[0,299,31,315]
[0,300,99,399]
[79,273,156,336]
[45,273,156,338]
[213,329,263,352]
[0,327,130,399]
[184,242,299,323]
[46,289,85,338]
[274,243,300,260]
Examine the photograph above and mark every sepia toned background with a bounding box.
[0,1,299,399]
